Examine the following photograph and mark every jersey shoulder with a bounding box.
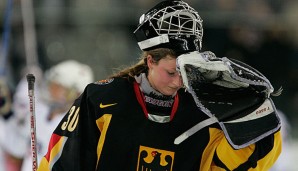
[90,77,130,89]
[84,77,132,99]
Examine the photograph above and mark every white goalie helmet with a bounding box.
[45,60,94,93]
[134,0,203,55]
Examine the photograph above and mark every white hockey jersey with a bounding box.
[3,78,64,171]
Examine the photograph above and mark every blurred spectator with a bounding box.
[0,77,12,118]
[0,76,13,171]
[2,60,94,171]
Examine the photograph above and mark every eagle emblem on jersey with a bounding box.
[94,78,114,85]
[137,145,174,171]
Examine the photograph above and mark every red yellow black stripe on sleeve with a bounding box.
[37,134,68,171]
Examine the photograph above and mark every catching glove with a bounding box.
[175,51,281,149]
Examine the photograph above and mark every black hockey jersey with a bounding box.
[38,78,281,171]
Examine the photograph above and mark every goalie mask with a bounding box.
[134,0,203,55]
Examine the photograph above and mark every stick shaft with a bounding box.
[27,74,38,171]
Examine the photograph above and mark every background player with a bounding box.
[2,60,94,171]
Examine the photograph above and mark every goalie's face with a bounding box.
[147,55,182,96]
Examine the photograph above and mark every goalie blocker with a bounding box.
[175,51,281,149]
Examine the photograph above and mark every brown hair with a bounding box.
[108,48,176,81]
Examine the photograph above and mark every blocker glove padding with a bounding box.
[175,51,281,149]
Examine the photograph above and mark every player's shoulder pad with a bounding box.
[86,77,130,93]
[94,78,115,85]
[92,77,129,87]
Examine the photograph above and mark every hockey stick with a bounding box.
[27,74,38,171]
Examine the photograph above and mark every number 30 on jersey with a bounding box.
[61,106,80,132]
